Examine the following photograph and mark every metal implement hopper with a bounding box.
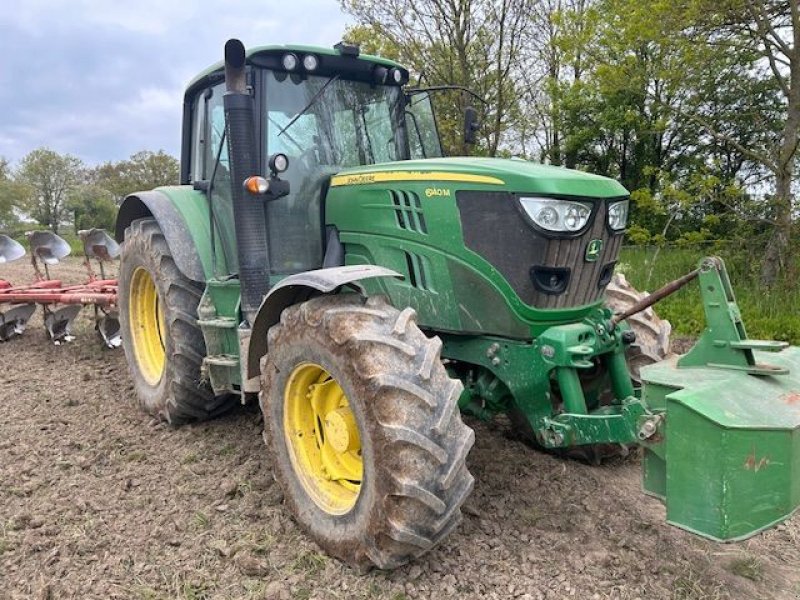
[642,352,800,540]
[639,257,800,541]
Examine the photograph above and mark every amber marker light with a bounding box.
[243,176,270,195]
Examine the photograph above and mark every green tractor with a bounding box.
[116,39,800,569]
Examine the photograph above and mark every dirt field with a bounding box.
[2,258,800,600]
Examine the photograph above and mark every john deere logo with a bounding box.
[585,239,603,262]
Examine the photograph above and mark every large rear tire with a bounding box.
[260,295,474,570]
[605,272,673,376]
[119,218,235,425]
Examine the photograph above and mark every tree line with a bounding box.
[342,0,797,285]
[0,149,178,235]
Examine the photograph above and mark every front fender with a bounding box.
[245,265,401,379]
[115,186,216,282]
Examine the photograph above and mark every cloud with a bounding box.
[0,0,351,166]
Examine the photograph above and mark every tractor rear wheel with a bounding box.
[119,218,235,424]
[605,272,673,376]
[260,294,474,570]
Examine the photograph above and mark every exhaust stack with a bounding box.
[223,39,270,324]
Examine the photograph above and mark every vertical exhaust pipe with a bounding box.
[223,39,269,324]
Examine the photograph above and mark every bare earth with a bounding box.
[2,258,800,600]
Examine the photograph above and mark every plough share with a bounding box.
[0,229,120,346]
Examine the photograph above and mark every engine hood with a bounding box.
[330,157,629,199]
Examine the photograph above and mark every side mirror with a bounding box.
[464,106,480,145]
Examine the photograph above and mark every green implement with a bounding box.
[640,257,800,541]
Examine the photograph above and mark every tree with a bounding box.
[0,157,27,229]
[543,0,784,250]
[16,148,83,234]
[68,185,118,233]
[682,0,799,285]
[341,0,531,156]
[92,150,179,203]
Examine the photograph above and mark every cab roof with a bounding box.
[185,44,406,95]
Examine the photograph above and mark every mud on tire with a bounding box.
[605,272,673,376]
[260,294,475,570]
[119,218,236,425]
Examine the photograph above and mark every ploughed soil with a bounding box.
[2,258,800,600]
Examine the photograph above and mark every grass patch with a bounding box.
[291,550,327,576]
[125,450,147,463]
[727,555,763,582]
[671,570,726,600]
[192,511,211,530]
[251,532,275,556]
[129,585,164,600]
[217,443,236,457]
[181,581,210,600]
[619,244,800,344]
[517,506,546,527]
[0,536,12,556]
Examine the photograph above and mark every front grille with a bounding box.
[456,191,624,309]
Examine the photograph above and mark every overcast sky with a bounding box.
[0,0,350,167]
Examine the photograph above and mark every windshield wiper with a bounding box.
[278,74,341,137]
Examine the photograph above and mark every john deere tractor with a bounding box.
[116,39,800,569]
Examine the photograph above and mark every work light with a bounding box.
[519,197,592,233]
[302,54,319,71]
[282,53,299,71]
[607,200,629,231]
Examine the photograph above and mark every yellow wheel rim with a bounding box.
[128,267,166,386]
[283,363,363,514]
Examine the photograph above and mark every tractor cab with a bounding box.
[180,43,442,278]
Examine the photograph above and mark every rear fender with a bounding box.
[115,187,214,282]
[245,265,401,380]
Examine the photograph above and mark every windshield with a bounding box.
[266,71,412,166]
[263,70,442,274]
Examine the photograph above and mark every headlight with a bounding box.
[519,197,592,233]
[607,200,629,231]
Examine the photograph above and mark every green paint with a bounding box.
[640,258,800,541]
[326,164,625,340]
[154,185,230,278]
[332,157,629,199]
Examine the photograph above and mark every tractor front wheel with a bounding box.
[119,218,235,424]
[260,295,474,569]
